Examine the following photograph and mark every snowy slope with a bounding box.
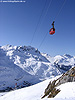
[0,76,75,100]
[42,66,75,98]
[0,45,75,91]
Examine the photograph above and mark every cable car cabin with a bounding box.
[49,28,55,35]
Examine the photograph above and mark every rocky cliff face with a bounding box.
[42,66,75,98]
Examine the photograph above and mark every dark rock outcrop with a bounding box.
[42,67,75,98]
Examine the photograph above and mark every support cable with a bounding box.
[39,0,53,27]
[54,0,66,21]
[30,0,47,45]
[38,32,48,48]
[38,0,66,49]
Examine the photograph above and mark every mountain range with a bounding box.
[0,45,75,91]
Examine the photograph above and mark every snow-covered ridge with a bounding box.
[0,77,75,100]
[0,45,75,91]
[42,67,75,98]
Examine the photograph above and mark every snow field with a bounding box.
[0,76,75,100]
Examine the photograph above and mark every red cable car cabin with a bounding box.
[49,28,55,35]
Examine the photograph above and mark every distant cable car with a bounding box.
[49,21,55,35]
[49,28,55,35]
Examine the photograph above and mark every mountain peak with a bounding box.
[63,54,73,58]
[0,45,75,92]
[0,45,40,54]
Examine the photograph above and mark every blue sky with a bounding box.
[0,0,75,56]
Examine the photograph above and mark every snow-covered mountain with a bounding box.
[0,76,75,100]
[0,45,75,91]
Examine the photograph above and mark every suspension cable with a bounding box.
[38,32,48,48]
[39,0,53,26]
[38,0,66,49]
[30,0,47,45]
[38,0,53,48]
[54,0,66,21]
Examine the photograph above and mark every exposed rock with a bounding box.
[42,67,75,98]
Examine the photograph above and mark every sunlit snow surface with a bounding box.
[0,76,75,100]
